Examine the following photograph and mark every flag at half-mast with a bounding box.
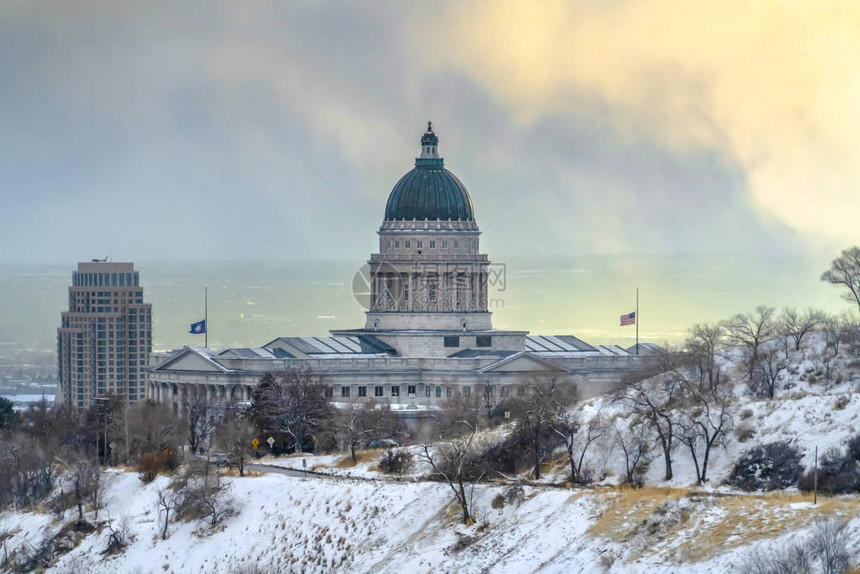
[620,312,636,326]
[189,319,206,334]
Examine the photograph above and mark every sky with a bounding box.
[2,0,858,265]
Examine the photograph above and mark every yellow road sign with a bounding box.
[252,438,260,449]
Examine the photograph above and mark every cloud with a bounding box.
[0,0,838,263]
[417,0,860,246]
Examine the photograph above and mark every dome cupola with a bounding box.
[384,122,475,222]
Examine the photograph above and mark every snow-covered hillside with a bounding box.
[2,469,859,574]
[3,330,860,573]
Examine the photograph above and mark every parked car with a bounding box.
[213,453,228,467]
[366,438,398,449]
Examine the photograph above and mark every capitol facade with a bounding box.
[147,124,646,414]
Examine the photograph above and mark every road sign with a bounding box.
[267,436,275,447]
[252,438,259,449]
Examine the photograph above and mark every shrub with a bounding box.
[740,408,754,421]
[377,448,414,477]
[735,424,756,443]
[138,453,159,483]
[491,494,505,509]
[834,395,850,411]
[471,425,563,479]
[727,442,803,491]
[741,518,850,574]
[137,449,179,483]
[173,461,233,526]
[799,438,860,495]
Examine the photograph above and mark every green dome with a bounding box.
[384,124,475,222]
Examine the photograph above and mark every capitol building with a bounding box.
[148,124,646,413]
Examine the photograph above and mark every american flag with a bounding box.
[620,312,636,326]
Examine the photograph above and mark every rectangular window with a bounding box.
[391,386,400,397]
[444,336,459,348]
[464,386,471,397]
[476,336,492,347]
[358,386,367,397]
[375,386,384,397]
[405,241,410,248]
[417,241,423,248]
[435,386,441,397]
[442,241,448,249]
[395,241,400,249]
[341,387,350,398]
[454,241,459,249]
[446,387,452,398]
[429,241,435,248]
[425,386,431,397]
[407,385,416,396]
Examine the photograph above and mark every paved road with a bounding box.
[246,463,316,478]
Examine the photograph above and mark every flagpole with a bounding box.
[635,286,639,356]
[204,286,208,349]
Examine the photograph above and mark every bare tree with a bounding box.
[173,460,233,527]
[518,375,578,480]
[673,379,734,484]
[808,518,850,574]
[125,400,183,463]
[686,323,724,388]
[814,350,837,383]
[431,390,484,440]
[551,410,605,485]
[621,370,682,481]
[419,423,483,525]
[611,418,653,486]
[156,487,182,540]
[752,348,791,399]
[742,543,812,574]
[61,457,101,522]
[723,306,778,380]
[184,387,216,454]
[104,513,130,554]
[781,307,826,352]
[250,369,335,453]
[821,246,860,314]
[337,400,399,463]
[823,314,845,356]
[480,378,504,422]
[214,408,256,477]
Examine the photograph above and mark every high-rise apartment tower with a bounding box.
[57,261,152,407]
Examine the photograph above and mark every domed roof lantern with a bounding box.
[419,121,440,160]
[383,122,475,222]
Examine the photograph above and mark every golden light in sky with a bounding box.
[416,0,860,247]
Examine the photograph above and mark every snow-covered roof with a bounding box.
[526,335,633,357]
[262,335,393,359]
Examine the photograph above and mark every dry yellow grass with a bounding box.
[587,485,689,541]
[585,486,860,564]
[675,493,860,563]
[333,449,383,468]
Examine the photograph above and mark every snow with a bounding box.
[3,331,860,572]
[3,469,857,573]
